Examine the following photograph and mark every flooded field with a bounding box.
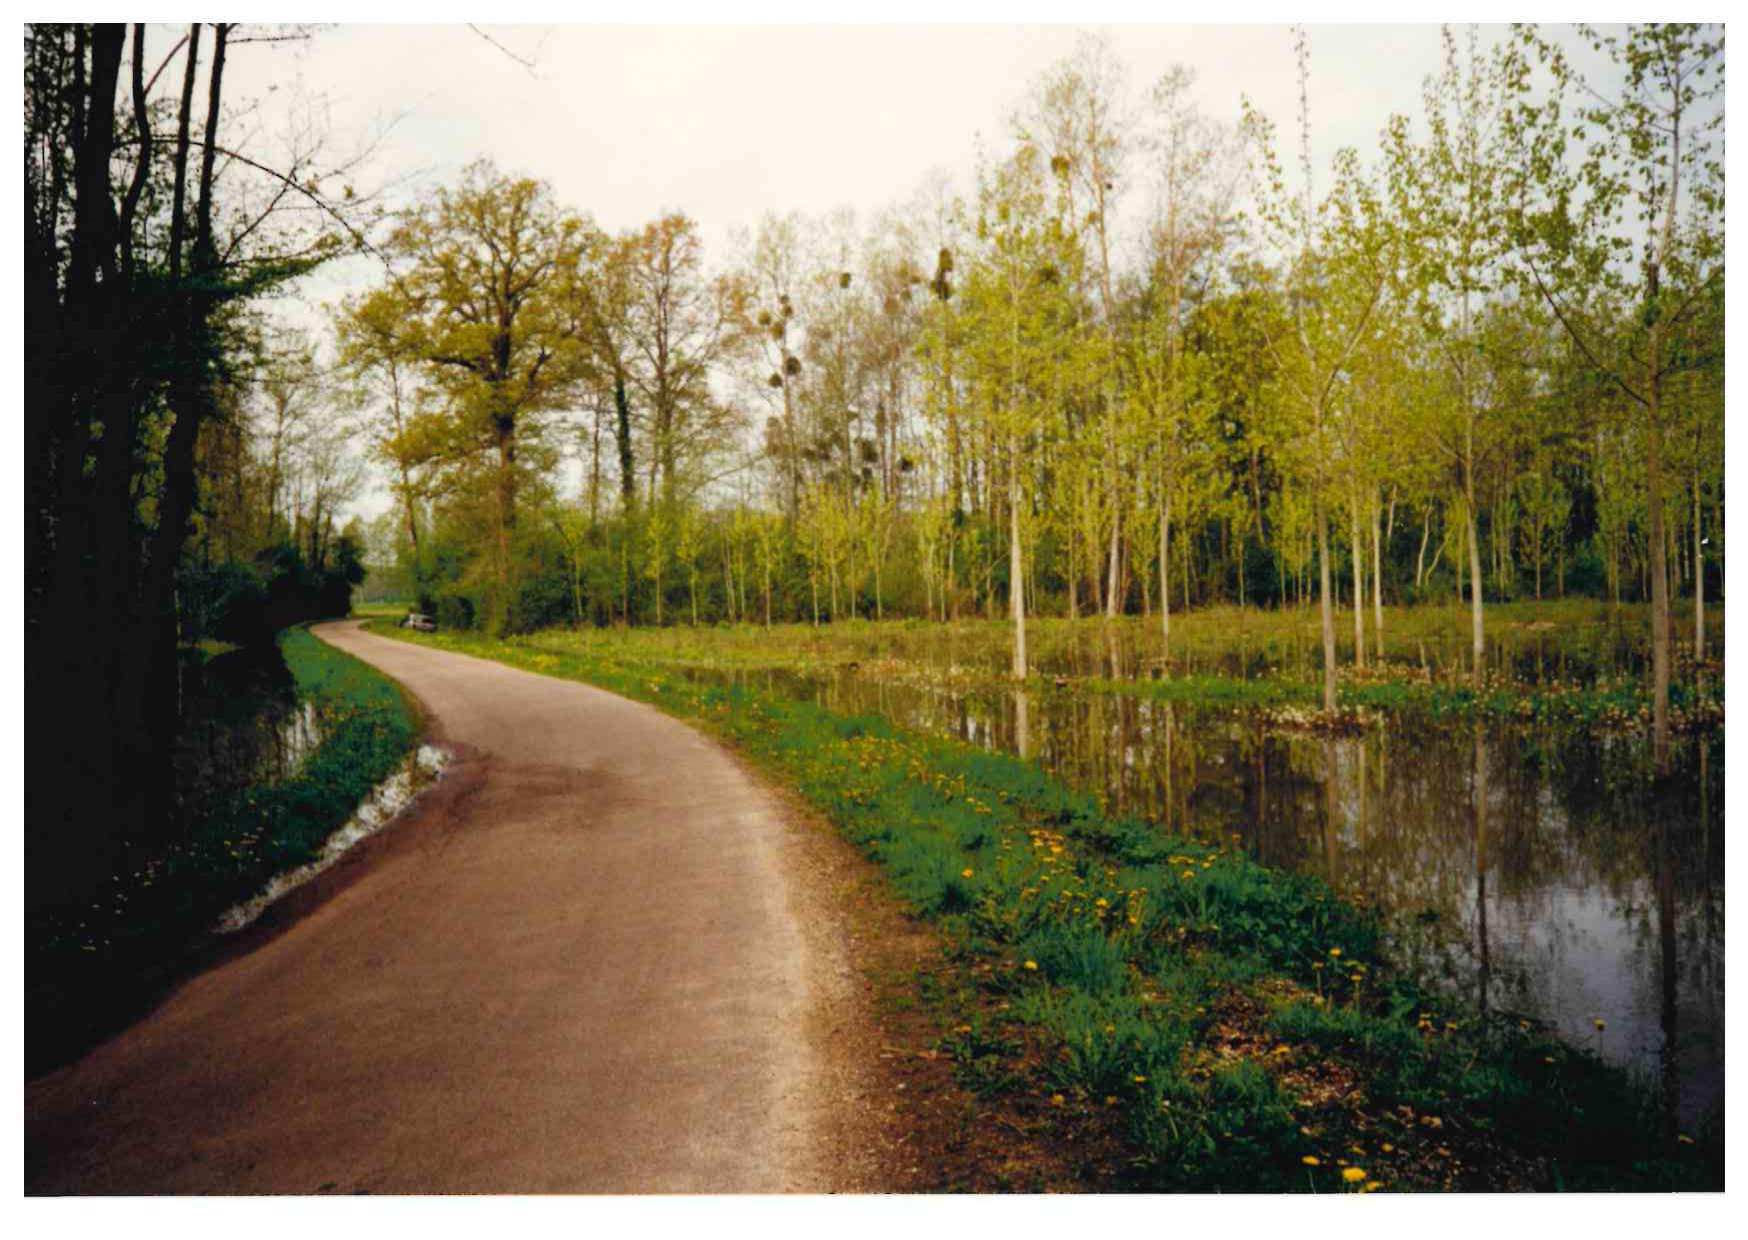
[631,605,1723,1132]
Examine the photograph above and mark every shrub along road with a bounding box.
[25,619,884,1193]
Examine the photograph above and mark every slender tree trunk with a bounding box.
[722,541,734,623]
[1418,510,1442,594]
[1067,534,1079,620]
[1465,471,1485,691]
[1316,498,1337,714]
[1455,519,1464,604]
[1350,495,1365,669]
[1105,499,1122,618]
[1372,490,1385,660]
[1009,434,1026,681]
[1694,463,1704,672]
[567,526,583,627]
[1647,362,1671,765]
[1159,472,1171,656]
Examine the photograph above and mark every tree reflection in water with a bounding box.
[728,639,1723,1133]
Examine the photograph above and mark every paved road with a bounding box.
[27,620,853,1194]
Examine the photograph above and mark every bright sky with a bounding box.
[236,22,1493,267]
[204,17,1559,523]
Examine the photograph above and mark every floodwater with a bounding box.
[690,614,1725,1133]
[170,645,325,826]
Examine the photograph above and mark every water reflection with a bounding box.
[170,647,327,832]
[716,655,1724,1132]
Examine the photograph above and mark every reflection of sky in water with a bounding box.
[730,633,1724,1136]
[1483,877,1723,1130]
[1315,724,1723,1133]
[172,648,327,821]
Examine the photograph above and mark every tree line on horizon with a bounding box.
[339,29,1720,714]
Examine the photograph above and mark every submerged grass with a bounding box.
[28,625,418,1076]
[492,601,1722,733]
[373,619,1719,1191]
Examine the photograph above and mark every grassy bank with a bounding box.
[28,624,419,1076]
[371,619,1719,1190]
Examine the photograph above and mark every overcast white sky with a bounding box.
[203,19,1560,522]
[235,22,1491,259]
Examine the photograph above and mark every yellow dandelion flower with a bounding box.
[1050,1093,1065,1106]
[1024,960,1038,971]
[1342,1167,1366,1183]
[961,868,974,879]
[1328,947,1343,958]
[1302,1156,1320,1167]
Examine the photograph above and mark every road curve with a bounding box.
[27,620,852,1194]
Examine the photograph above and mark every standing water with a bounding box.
[673,614,1723,1134]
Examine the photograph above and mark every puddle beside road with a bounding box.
[215,745,450,934]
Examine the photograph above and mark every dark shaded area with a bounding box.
[26,628,412,1078]
[28,643,304,1074]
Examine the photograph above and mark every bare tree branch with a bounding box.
[468,24,540,74]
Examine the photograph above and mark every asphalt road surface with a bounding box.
[27,619,867,1194]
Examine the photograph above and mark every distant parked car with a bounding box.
[402,612,437,632]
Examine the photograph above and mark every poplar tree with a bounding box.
[1244,29,1393,712]
[1504,21,1724,762]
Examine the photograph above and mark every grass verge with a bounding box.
[27,624,418,1077]
[371,620,1720,1191]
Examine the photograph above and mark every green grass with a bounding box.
[371,617,1719,1191]
[27,625,419,1075]
[463,601,1721,732]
